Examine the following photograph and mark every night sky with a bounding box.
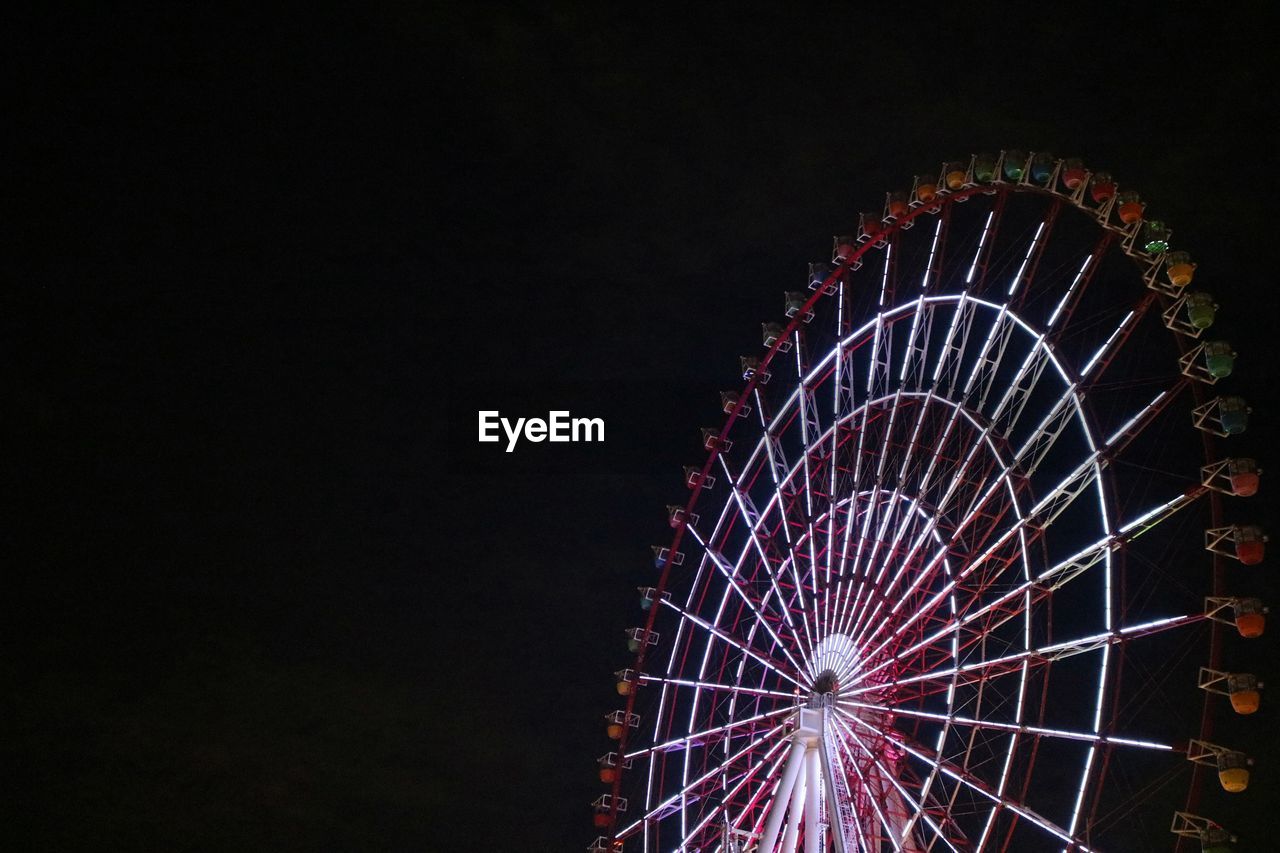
[10,5,1279,851]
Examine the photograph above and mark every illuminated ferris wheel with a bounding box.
[591,151,1266,852]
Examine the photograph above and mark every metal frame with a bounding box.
[1170,811,1233,843]
[1204,525,1260,562]
[1178,341,1225,385]
[594,157,1245,851]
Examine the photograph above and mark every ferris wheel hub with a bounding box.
[810,669,839,698]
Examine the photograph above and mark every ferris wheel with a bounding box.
[591,151,1266,852]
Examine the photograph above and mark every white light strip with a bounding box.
[1065,744,1096,840]
[966,211,994,284]
[976,655,1030,851]
[931,296,968,384]
[879,242,893,306]
[1007,220,1046,296]
[1081,309,1135,377]
[849,607,1198,696]
[1047,254,1092,327]
[659,598,806,689]
[921,218,943,290]
[684,517,808,675]
[826,722,905,853]
[838,701,1172,750]
[832,713,959,852]
[639,674,797,700]
[677,734,790,847]
[719,454,802,645]
[839,708,1093,850]
[624,704,797,760]
[620,719,791,831]
[858,345,1148,663]
[1106,391,1166,446]
[727,745,791,841]
[898,296,926,382]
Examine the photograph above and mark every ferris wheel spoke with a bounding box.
[964,191,1007,291]
[830,712,963,852]
[838,699,1175,752]
[1077,292,1157,383]
[830,310,897,604]
[840,414,973,642]
[682,521,812,670]
[825,723,906,853]
[848,494,1006,662]
[680,563,797,723]
[1007,487,1199,599]
[898,295,939,393]
[793,334,823,522]
[955,301,1016,415]
[838,708,1094,850]
[841,386,1023,653]
[845,645,1034,701]
[984,341,1055,443]
[772,550,819,663]
[894,403,978,527]
[619,718,793,834]
[718,620,785,757]
[834,416,868,586]
[843,496,954,651]
[833,488,883,644]
[827,287,857,591]
[625,704,799,761]
[931,295,978,402]
[844,409,906,594]
[850,611,1200,713]
[832,397,938,639]
[715,453,816,658]
[794,527,826,644]
[837,486,901,643]
[638,674,797,701]
[1045,229,1113,331]
[857,309,893,479]
[1017,305,1182,471]
[894,393,949,496]
[858,488,911,596]
[749,405,808,554]
[851,513,1021,663]
[676,732,793,849]
[727,417,824,655]
[837,501,909,645]
[963,289,1135,443]
[659,598,808,690]
[853,478,997,653]
[725,737,794,844]
[791,334,829,645]
[869,541,1195,677]
[917,208,947,293]
[856,413,1201,669]
[1006,202,1060,305]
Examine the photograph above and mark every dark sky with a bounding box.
[9,4,1278,851]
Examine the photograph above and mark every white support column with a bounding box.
[759,740,807,853]
[782,766,805,852]
[804,746,822,853]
